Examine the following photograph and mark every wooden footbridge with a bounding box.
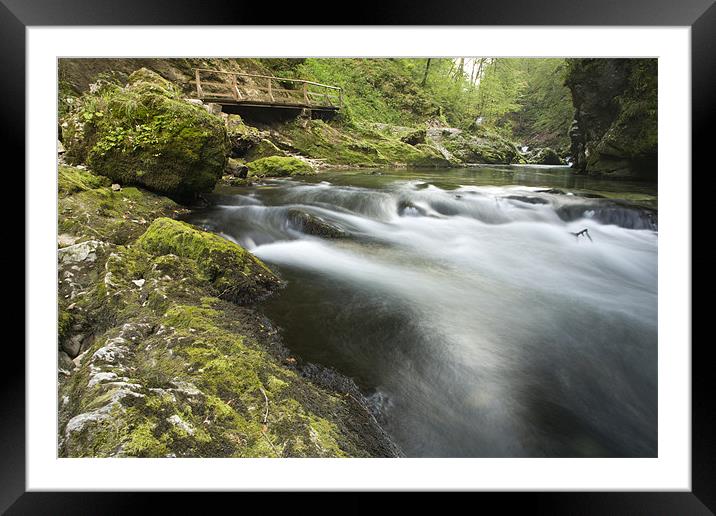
[193,68,342,113]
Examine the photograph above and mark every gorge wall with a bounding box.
[565,58,657,179]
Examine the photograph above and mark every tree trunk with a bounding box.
[421,58,432,86]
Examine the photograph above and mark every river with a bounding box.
[187,165,658,457]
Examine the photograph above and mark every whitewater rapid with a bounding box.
[188,173,658,457]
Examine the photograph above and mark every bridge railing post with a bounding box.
[231,74,238,101]
[303,83,309,106]
[195,69,203,99]
[268,77,274,102]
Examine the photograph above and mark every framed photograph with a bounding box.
[9,0,710,512]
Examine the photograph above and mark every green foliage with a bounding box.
[474,58,573,150]
[262,57,573,150]
[474,59,527,124]
[263,58,486,128]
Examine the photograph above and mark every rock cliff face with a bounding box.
[565,59,657,179]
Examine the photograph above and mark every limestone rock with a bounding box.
[58,240,106,265]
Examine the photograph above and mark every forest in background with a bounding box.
[262,58,574,153]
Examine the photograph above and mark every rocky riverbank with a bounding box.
[57,69,401,458]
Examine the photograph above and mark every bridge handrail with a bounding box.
[193,68,342,93]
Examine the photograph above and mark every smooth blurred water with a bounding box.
[188,166,658,457]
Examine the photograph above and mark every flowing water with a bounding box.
[187,165,658,457]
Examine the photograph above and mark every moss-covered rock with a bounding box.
[247,156,315,178]
[225,114,263,157]
[58,219,398,458]
[136,218,280,304]
[436,126,524,164]
[274,119,453,168]
[58,164,111,195]
[225,158,249,179]
[58,165,186,246]
[243,139,287,161]
[62,68,229,199]
[528,147,563,165]
[400,128,427,146]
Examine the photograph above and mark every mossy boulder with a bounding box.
[400,128,427,145]
[225,158,249,178]
[439,127,524,164]
[400,128,427,146]
[225,114,263,157]
[243,139,287,161]
[528,147,562,165]
[136,218,280,304]
[58,165,186,246]
[62,68,229,199]
[247,156,315,178]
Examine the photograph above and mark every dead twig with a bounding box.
[258,387,281,456]
[259,387,269,425]
[571,228,593,242]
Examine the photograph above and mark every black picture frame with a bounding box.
[7,0,710,513]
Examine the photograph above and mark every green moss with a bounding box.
[58,165,111,196]
[308,416,347,457]
[58,309,73,343]
[247,156,314,177]
[243,139,286,161]
[123,420,169,457]
[400,127,427,145]
[127,68,177,93]
[267,375,289,393]
[58,178,185,245]
[137,218,280,304]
